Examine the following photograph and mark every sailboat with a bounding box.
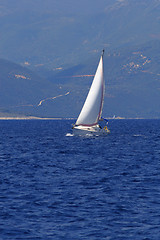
[73,50,110,135]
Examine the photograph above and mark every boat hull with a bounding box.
[73,125,110,136]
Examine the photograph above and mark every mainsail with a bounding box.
[76,51,105,126]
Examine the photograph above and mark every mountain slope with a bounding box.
[49,40,160,118]
[0,59,68,117]
[0,0,160,69]
[0,40,160,118]
[0,1,160,118]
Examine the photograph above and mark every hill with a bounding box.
[0,59,71,117]
[0,0,160,118]
[47,40,160,119]
[0,39,160,119]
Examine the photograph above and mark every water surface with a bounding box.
[0,119,160,239]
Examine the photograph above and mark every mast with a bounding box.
[102,49,105,57]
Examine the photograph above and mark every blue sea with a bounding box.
[0,119,160,240]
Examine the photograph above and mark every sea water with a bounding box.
[0,119,160,240]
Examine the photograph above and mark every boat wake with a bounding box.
[66,133,74,137]
[66,132,97,138]
[133,134,146,138]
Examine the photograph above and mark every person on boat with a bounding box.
[99,117,108,129]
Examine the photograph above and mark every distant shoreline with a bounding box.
[0,116,76,120]
[0,117,159,120]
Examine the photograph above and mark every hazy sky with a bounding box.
[0,0,118,15]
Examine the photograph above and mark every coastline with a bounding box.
[0,116,76,120]
[0,116,159,120]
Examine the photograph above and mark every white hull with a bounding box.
[73,125,110,136]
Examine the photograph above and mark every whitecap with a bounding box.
[66,133,74,137]
[133,134,145,137]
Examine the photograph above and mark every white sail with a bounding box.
[76,52,104,126]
